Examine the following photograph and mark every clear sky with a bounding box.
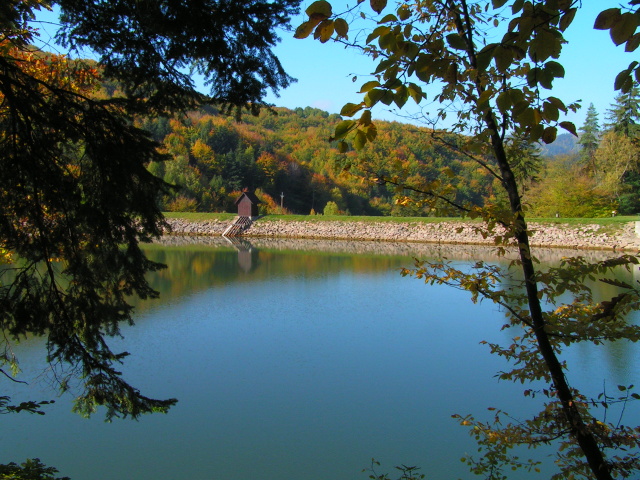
[262,0,636,132]
[33,1,636,134]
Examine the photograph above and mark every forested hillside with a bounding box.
[137,105,498,216]
[136,96,640,217]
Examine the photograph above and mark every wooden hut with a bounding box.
[234,190,261,218]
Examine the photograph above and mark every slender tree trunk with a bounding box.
[487,115,613,480]
[451,1,614,478]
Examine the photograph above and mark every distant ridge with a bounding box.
[538,132,579,157]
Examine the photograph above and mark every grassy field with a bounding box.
[163,212,638,227]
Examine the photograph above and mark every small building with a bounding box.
[234,189,261,218]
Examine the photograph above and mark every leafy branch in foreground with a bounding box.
[0,458,70,480]
[297,0,640,478]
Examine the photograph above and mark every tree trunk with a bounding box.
[451,1,614,477]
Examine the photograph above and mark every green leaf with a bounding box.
[380,89,395,105]
[337,140,349,153]
[444,63,458,84]
[541,126,557,144]
[547,96,567,113]
[529,28,562,62]
[373,58,393,74]
[594,8,621,30]
[315,19,335,43]
[545,61,565,78]
[494,45,513,72]
[476,45,495,71]
[365,123,377,141]
[359,80,381,93]
[370,0,387,14]
[559,8,577,32]
[491,0,508,8]
[378,31,397,50]
[610,12,639,46]
[397,5,411,21]
[306,0,332,19]
[294,21,317,39]
[542,101,559,122]
[512,99,529,117]
[340,102,363,117]
[364,89,385,107]
[511,0,524,14]
[334,18,349,37]
[526,67,540,87]
[380,13,397,23]
[446,33,467,50]
[626,32,640,52]
[334,120,356,139]
[367,25,390,44]
[528,124,544,143]
[394,85,408,108]
[559,121,577,136]
[496,91,511,113]
[359,109,372,126]
[407,83,424,104]
[353,129,367,150]
[477,89,493,107]
[614,69,633,91]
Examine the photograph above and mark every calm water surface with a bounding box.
[3,239,640,480]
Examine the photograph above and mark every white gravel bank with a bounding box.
[164,217,640,251]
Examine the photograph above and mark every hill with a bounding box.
[538,133,580,157]
[140,106,498,216]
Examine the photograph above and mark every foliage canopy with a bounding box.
[297,1,640,479]
[1,0,301,420]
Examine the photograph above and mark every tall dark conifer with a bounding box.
[578,103,601,175]
[606,84,640,138]
[1,0,301,419]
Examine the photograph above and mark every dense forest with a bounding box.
[129,87,640,218]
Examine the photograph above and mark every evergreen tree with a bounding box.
[1,0,301,420]
[578,103,601,175]
[606,83,640,138]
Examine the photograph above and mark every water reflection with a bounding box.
[2,238,639,480]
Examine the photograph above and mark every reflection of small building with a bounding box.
[235,190,261,218]
[223,236,258,272]
[237,249,255,273]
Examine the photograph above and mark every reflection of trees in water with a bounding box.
[139,238,625,309]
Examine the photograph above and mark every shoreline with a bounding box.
[164,217,640,252]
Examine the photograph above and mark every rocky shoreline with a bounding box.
[164,217,640,251]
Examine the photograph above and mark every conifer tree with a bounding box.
[578,103,601,175]
[1,0,301,419]
[606,84,640,138]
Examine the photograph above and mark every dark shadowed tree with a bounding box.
[1,0,300,420]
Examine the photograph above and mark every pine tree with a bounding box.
[606,83,640,138]
[578,103,601,175]
[1,0,302,420]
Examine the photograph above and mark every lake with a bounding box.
[2,238,640,480]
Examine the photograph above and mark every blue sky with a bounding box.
[33,1,635,133]
[263,1,636,132]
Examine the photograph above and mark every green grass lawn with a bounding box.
[163,212,638,226]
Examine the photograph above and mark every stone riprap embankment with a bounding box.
[164,217,640,251]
